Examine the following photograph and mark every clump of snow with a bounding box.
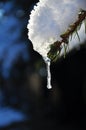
[27,0,86,57]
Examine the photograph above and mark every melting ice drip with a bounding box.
[43,57,52,89]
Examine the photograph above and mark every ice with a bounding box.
[44,57,52,89]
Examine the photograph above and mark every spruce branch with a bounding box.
[48,9,86,62]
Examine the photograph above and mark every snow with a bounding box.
[0,107,27,127]
[27,0,86,57]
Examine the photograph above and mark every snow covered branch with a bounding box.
[48,9,86,61]
[27,0,86,62]
[27,0,86,89]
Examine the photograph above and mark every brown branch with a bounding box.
[48,9,86,61]
[57,9,86,46]
[60,9,86,42]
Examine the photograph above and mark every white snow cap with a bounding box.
[27,0,86,57]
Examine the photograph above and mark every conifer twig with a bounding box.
[48,9,86,62]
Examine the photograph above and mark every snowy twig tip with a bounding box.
[48,9,86,62]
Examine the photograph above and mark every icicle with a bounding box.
[43,57,52,89]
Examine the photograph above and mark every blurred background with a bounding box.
[0,0,86,130]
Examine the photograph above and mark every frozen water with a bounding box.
[44,57,52,89]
